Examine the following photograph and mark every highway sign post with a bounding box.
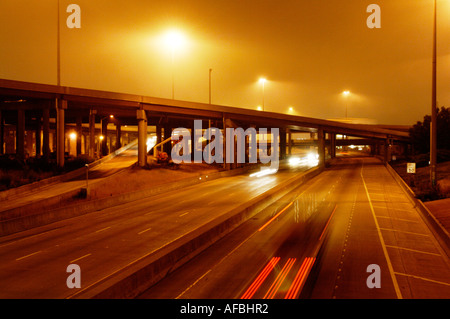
[407,163,416,174]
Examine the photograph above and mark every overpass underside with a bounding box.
[0,79,410,170]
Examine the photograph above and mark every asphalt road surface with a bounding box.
[1,157,448,299]
[139,157,450,299]
[0,160,311,298]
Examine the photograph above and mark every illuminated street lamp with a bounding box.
[259,78,267,111]
[163,30,187,100]
[343,90,350,119]
[69,131,77,156]
[69,132,77,140]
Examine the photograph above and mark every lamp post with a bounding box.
[56,0,61,87]
[164,30,186,100]
[343,90,350,119]
[209,68,212,104]
[259,78,267,111]
[430,0,437,187]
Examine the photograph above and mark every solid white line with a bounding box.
[0,227,63,248]
[95,226,111,233]
[361,163,403,299]
[138,227,152,235]
[70,253,92,263]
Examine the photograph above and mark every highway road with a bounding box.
[138,157,450,299]
[1,156,448,299]
[0,160,312,298]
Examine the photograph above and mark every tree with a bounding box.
[409,106,450,155]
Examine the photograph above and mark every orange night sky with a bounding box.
[1,0,449,125]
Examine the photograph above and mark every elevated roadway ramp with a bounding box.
[0,140,139,235]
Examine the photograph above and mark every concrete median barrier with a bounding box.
[0,164,254,236]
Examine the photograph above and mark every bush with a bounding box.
[63,155,95,172]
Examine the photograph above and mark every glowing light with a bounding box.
[259,77,267,85]
[241,257,280,299]
[69,132,77,140]
[264,258,296,299]
[99,135,104,141]
[259,201,293,232]
[147,136,157,152]
[306,152,319,166]
[343,90,350,96]
[257,106,263,111]
[288,157,301,166]
[109,114,114,119]
[284,257,316,299]
[249,167,278,178]
[163,29,187,52]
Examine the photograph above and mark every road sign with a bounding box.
[407,163,416,174]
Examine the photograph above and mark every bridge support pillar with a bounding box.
[0,110,3,155]
[287,129,292,156]
[137,109,148,167]
[35,111,41,157]
[89,109,96,158]
[155,125,162,157]
[76,115,82,156]
[279,128,286,160]
[42,105,50,161]
[318,127,325,167]
[330,133,336,158]
[116,122,122,150]
[163,124,172,155]
[16,108,25,160]
[56,98,67,168]
[101,117,108,156]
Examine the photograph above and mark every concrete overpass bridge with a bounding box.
[4,79,450,301]
[0,78,410,169]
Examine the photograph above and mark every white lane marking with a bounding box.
[95,226,111,233]
[138,227,152,235]
[70,253,92,263]
[16,250,42,261]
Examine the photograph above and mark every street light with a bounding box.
[69,132,77,140]
[430,0,437,187]
[259,78,267,111]
[343,90,350,119]
[209,68,212,104]
[163,29,187,100]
